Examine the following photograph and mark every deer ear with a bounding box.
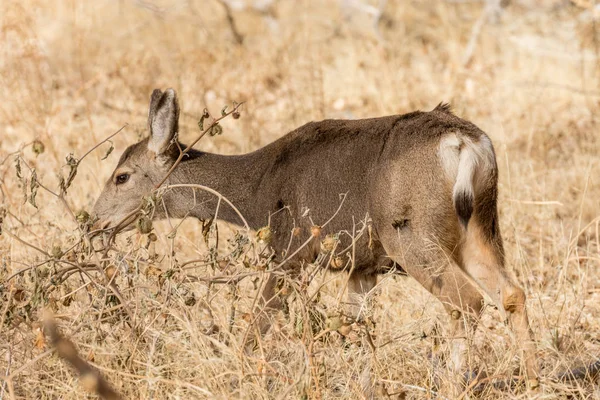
[147,88,180,157]
[147,89,163,128]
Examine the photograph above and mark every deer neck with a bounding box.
[168,149,273,229]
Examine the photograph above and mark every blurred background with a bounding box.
[1,0,599,398]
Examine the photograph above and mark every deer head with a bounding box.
[92,88,181,230]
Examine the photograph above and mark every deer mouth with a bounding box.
[90,214,137,236]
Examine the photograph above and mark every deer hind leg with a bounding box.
[461,224,538,388]
[409,259,484,382]
[378,232,484,388]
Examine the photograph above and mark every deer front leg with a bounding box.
[244,273,284,351]
[345,271,378,399]
[460,225,539,388]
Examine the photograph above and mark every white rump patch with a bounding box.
[439,132,461,181]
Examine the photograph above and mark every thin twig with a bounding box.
[78,124,128,164]
[216,0,244,45]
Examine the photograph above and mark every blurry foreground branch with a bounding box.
[43,312,123,400]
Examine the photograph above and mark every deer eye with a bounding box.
[115,173,130,185]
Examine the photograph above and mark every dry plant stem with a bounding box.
[307,337,323,399]
[184,270,264,285]
[18,157,76,219]
[178,258,208,269]
[0,140,34,167]
[225,283,239,345]
[5,210,41,236]
[42,263,99,292]
[216,0,244,45]
[457,373,524,399]
[568,215,600,250]
[277,193,347,270]
[2,230,88,281]
[0,289,15,339]
[0,351,12,400]
[3,228,50,257]
[275,364,307,400]
[78,124,128,165]
[86,362,214,396]
[461,2,488,67]
[42,313,123,400]
[1,350,54,385]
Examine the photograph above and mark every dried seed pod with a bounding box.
[32,140,45,156]
[338,322,353,337]
[101,143,114,160]
[136,216,153,234]
[451,310,461,320]
[29,169,39,208]
[241,313,252,323]
[320,234,337,252]
[256,226,272,243]
[0,206,5,235]
[209,124,223,136]
[185,294,197,307]
[326,315,343,331]
[198,108,210,131]
[329,256,345,270]
[292,227,301,237]
[280,284,291,296]
[104,265,117,280]
[310,225,322,237]
[51,245,63,259]
[145,265,162,277]
[75,209,90,224]
[13,288,26,302]
[232,111,240,119]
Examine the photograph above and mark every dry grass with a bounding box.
[1,0,600,398]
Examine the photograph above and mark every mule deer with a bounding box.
[93,88,539,388]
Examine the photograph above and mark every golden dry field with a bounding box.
[1,0,600,398]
